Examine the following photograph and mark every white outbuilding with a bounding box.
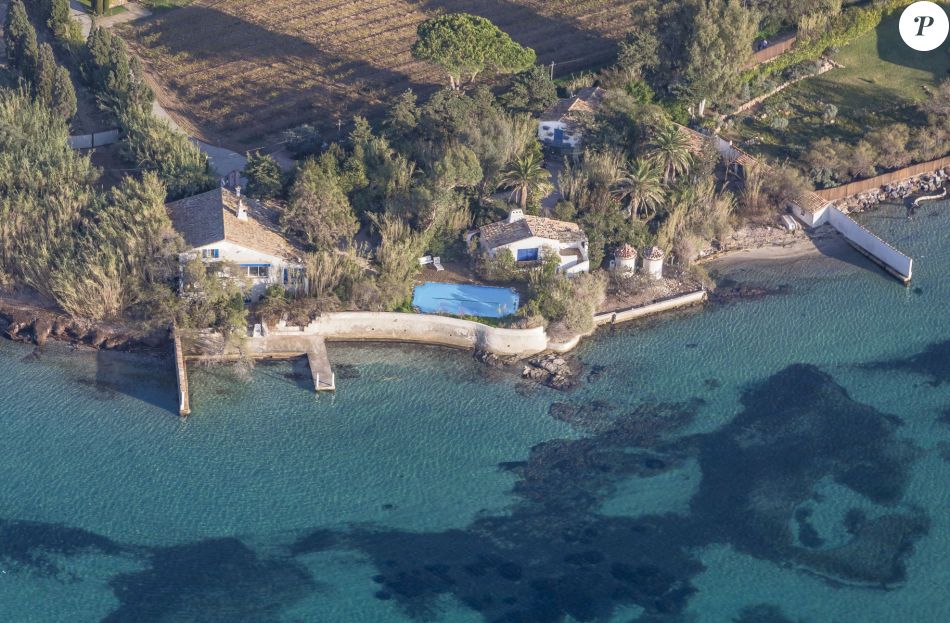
[642,246,665,280]
[613,243,637,274]
[478,209,590,275]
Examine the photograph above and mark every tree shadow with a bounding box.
[875,5,950,82]
[127,5,420,148]
[416,0,621,73]
[126,0,625,149]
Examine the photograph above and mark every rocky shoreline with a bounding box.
[475,349,580,391]
[0,297,166,351]
[836,167,950,212]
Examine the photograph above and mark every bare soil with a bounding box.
[120,0,639,150]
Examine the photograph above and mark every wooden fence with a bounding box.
[815,156,950,201]
[744,34,797,69]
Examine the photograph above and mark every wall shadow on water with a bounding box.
[292,363,929,622]
[807,229,896,278]
[90,349,179,416]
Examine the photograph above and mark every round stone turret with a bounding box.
[613,244,637,273]
[642,246,665,280]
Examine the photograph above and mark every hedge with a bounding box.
[741,0,916,84]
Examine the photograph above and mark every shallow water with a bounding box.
[0,202,948,622]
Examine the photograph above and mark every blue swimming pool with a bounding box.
[412,283,520,318]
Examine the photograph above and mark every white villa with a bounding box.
[166,186,305,299]
[478,209,590,274]
[538,86,606,150]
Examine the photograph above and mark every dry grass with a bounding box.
[122,0,639,149]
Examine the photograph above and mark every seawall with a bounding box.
[827,207,913,283]
[273,312,550,357]
[269,291,709,358]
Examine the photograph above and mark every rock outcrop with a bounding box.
[522,354,578,390]
[0,300,166,351]
[838,167,950,212]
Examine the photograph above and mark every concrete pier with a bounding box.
[172,326,191,416]
[307,338,335,392]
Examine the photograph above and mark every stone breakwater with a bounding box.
[837,167,950,212]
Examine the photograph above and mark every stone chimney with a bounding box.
[508,209,525,224]
[235,185,242,197]
[236,199,248,221]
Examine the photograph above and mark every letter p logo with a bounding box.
[915,14,935,36]
[900,2,949,51]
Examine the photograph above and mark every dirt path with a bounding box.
[69,0,151,38]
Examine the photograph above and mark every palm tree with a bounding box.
[613,159,665,220]
[500,151,549,211]
[647,125,692,184]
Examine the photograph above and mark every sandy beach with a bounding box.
[703,226,849,271]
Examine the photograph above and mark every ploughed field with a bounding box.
[123,0,636,149]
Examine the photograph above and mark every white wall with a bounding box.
[186,240,302,297]
[275,312,550,357]
[789,201,830,227]
[490,237,589,273]
[538,120,581,147]
[827,207,913,281]
[594,290,707,326]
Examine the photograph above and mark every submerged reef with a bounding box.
[0,361,931,622]
[295,364,927,622]
[862,340,950,386]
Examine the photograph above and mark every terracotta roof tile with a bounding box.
[166,188,302,260]
[479,214,587,248]
[540,87,606,123]
[615,243,637,259]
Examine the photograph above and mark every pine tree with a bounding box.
[48,0,71,40]
[34,43,57,105]
[243,153,284,199]
[4,0,38,75]
[51,66,77,120]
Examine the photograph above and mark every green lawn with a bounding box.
[136,0,193,9]
[726,7,950,164]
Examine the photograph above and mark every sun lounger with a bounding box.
[432,256,444,271]
[418,255,433,266]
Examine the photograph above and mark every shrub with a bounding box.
[769,116,789,130]
[244,153,284,199]
[477,248,518,282]
[282,124,322,158]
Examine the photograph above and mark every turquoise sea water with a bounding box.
[1,202,949,622]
